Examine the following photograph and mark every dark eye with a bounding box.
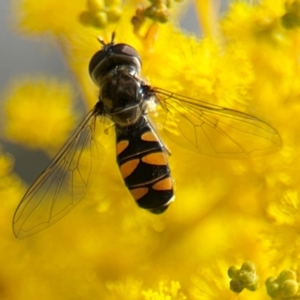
[89,50,107,77]
[89,43,141,76]
[112,44,140,60]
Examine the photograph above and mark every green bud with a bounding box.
[281,279,298,297]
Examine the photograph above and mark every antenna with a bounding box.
[96,32,116,46]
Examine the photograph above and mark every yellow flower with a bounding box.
[142,280,187,300]
[13,0,86,35]
[4,78,77,155]
[1,0,300,299]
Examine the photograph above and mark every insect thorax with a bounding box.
[98,66,148,127]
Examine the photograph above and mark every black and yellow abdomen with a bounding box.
[116,117,174,214]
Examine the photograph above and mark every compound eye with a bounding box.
[89,50,107,76]
[89,42,142,83]
[113,44,140,60]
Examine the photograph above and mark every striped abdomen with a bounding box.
[116,118,174,214]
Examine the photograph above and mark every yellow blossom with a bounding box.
[3,78,77,155]
[1,0,300,299]
[13,0,86,35]
[142,280,187,300]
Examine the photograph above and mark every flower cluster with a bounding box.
[1,0,300,299]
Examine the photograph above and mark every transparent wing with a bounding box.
[13,108,104,238]
[153,88,281,158]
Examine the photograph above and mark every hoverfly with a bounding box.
[13,33,281,238]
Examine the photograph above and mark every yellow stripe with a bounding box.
[119,159,139,179]
[130,187,148,200]
[152,177,173,191]
[141,152,167,165]
[116,140,129,155]
[141,131,158,142]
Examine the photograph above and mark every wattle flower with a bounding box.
[1,0,299,298]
